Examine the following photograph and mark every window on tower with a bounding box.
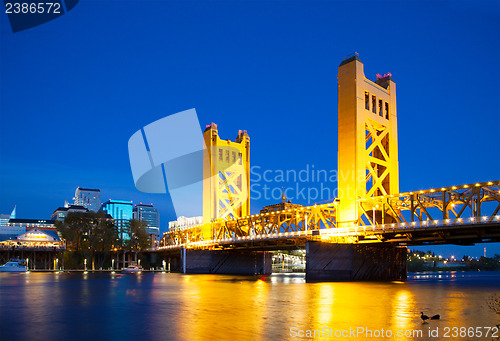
[365,92,369,110]
[372,96,376,114]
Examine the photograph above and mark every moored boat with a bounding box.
[122,264,142,273]
[0,258,27,272]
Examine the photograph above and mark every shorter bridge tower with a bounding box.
[203,123,250,223]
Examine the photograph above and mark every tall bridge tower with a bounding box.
[203,123,250,223]
[337,54,399,227]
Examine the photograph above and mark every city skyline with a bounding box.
[1,1,499,257]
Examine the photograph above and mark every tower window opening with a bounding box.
[226,150,230,162]
[372,96,376,114]
[365,92,370,110]
[385,102,389,119]
[219,149,223,161]
[379,99,383,117]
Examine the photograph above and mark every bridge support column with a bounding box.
[306,242,406,282]
[181,249,272,275]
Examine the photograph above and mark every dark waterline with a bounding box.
[1,271,499,340]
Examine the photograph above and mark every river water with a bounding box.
[1,271,499,340]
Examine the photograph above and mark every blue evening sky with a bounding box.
[1,0,499,257]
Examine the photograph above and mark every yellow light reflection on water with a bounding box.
[391,289,414,331]
[312,283,335,326]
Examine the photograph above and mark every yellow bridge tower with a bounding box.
[203,123,250,223]
[337,53,399,227]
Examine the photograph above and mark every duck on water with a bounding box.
[421,312,440,323]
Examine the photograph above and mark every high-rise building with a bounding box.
[0,206,16,226]
[100,200,133,240]
[74,187,101,212]
[133,203,160,239]
[0,214,10,226]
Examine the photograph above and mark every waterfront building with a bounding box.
[100,200,133,240]
[51,204,89,221]
[0,227,64,250]
[0,213,64,249]
[133,203,160,240]
[74,187,101,212]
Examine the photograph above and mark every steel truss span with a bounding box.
[159,181,500,251]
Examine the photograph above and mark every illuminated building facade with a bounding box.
[100,200,133,240]
[203,123,250,223]
[337,53,399,227]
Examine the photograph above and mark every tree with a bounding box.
[59,211,118,269]
[125,219,150,252]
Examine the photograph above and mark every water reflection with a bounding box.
[391,289,413,330]
[1,271,499,341]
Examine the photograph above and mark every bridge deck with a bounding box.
[156,215,500,252]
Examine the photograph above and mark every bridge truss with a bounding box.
[159,181,500,250]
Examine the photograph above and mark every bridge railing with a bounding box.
[318,214,500,237]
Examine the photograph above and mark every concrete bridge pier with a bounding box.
[180,248,272,275]
[305,242,407,282]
